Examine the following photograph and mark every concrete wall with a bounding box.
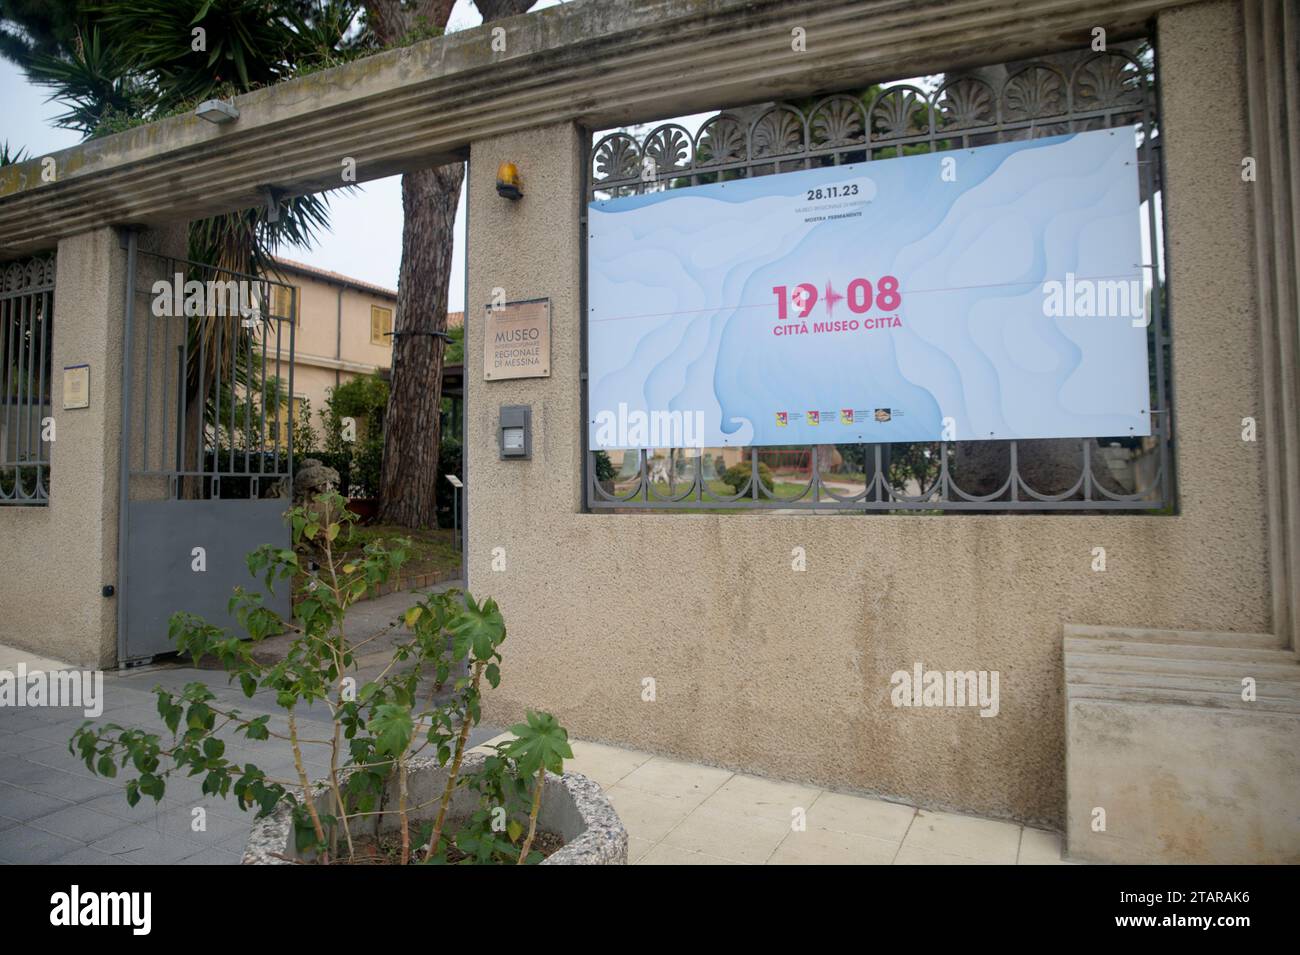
[1067,700,1300,863]
[466,1,1273,827]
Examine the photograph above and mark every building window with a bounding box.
[0,254,55,505]
[371,304,393,345]
[272,284,298,323]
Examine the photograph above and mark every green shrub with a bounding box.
[720,460,775,497]
[70,492,570,865]
[352,435,384,499]
[323,373,389,453]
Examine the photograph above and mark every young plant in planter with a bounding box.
[70,491,574,864]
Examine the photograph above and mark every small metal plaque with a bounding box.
[483,299,550,380]
[63,364,89,409]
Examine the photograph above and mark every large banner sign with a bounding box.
[586,126,1151,449]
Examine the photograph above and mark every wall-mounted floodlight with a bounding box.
[195,99,239,124]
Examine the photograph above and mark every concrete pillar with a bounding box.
[464,122,587,600]
[1242,0,1300,649]
[1061,0,1300,864]
[0,225,179,667]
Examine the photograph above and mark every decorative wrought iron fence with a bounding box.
[0,255,55,505]
[583,46,1174,513]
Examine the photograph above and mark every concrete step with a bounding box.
[1064,682,1300,714]
[1066,649,1300,680]
[1064,637,1295,666]
[1066,667,1300,701]
[1064,624,1282,651]
[1063,625,1300,713]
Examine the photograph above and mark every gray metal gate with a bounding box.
[117,236,298,664]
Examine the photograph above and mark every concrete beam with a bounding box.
[1,0,1186,256]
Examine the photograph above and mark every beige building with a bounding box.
[263,257,393,441]
[262,256,462,443]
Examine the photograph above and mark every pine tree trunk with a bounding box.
[367,0,535,528]
[378,163,464,528]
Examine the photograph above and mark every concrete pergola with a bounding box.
[1,0,1191,256]
[0,0,1297,864]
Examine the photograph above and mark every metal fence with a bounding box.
[123,249,298,501]
[582,46,1174,513]
[0,255,55,505]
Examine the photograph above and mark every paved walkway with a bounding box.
[479,733,1071,865]
[0,645,500,864]
[1,643,1070,865]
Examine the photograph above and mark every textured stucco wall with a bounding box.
[465,1,1270,828]
[0,227,180,667]
[0,229,125,667]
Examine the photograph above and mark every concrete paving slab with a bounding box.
[27,804,136,843]
[1,642,1071,866]
[0,824,82,863]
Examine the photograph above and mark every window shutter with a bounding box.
[372,305,392,344]
[271,285,297,322]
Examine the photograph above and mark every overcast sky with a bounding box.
[0,0,574,311]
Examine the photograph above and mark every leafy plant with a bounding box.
[323,372,389,452]
[443,323,464,364]
[293,395,319,456]
[0,141,29,165]
[720,460,776,497]
[593,450,616,483]
[70,491,569,864]
[320,375,389,499]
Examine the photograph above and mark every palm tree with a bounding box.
[0,142,28,165]
[0,0,80,69]
[6,0,365,494]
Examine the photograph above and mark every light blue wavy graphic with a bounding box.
[587,127,1149,449]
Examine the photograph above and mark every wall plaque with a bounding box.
[483,298,550,380]
[62,364,90,409]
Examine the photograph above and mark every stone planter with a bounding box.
[242,752,627,865]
